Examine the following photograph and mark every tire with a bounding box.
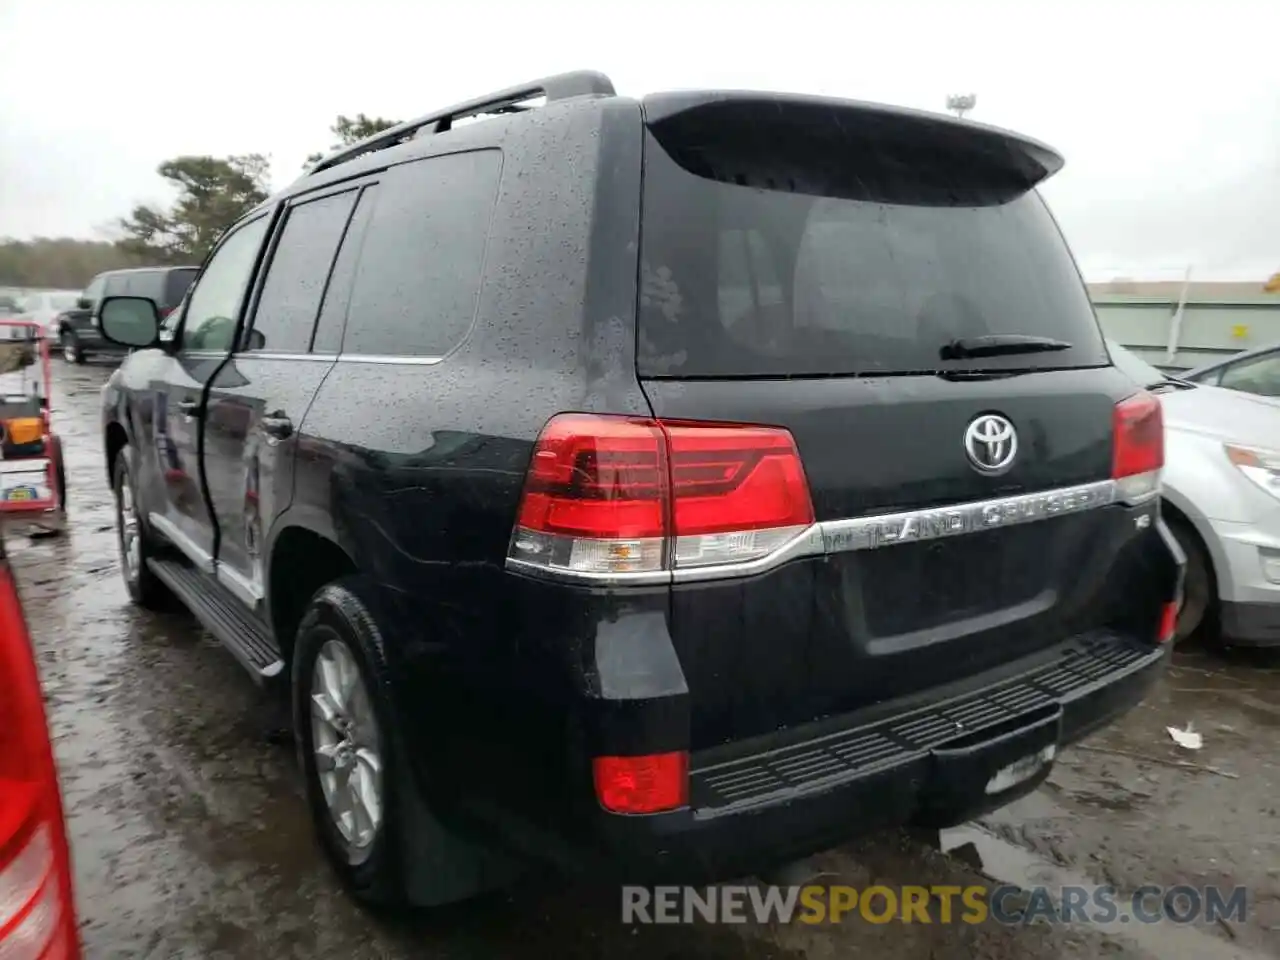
[61,331,85,364]
[1168,516,1215,644]
[46,436,68,536]
[292,578,504,909]
[293,579,409,906]
[112,448,172,608]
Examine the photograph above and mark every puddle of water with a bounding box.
[940,824,1265,959]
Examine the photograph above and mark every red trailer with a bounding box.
[0,321,66,536]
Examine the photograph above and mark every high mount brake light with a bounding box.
[1112,391,1163,504]
[0,565,79,960]
[508,414,815,579]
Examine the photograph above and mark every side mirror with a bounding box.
[76,297,92,311]
[99,296,161,349]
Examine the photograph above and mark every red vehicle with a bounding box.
[0,527,81,957]
[0,321,66,535]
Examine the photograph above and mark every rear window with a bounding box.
[165,268,197,307]
[637,104,1107,377]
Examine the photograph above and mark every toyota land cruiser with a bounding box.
[97,71,1184,908]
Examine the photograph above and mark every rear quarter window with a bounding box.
[124,271,166,303]
[340,149,503,358]
[637,105,1107,378]
[164,269,198,308]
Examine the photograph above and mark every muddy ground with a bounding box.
[13,360,1280,959]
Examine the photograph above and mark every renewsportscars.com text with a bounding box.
[621,884,1248,926]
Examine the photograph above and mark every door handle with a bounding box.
[259,414,294,443]
[177,399,202,421]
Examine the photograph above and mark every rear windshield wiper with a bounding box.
[940,335,1072,361]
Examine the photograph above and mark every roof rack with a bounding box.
[307,70,616,176]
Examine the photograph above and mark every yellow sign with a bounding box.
[1232,324,1249,339]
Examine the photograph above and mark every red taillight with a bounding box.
[508,414,814,578]
[514,415,667,540]
[0,566,79,960]
[1157,601,1178,644]
[1112,391,1163,503]
[664,422,814,536]
[593,752,688,814]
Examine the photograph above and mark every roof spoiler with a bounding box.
[643,91,1065,188]
[306,70,616,177]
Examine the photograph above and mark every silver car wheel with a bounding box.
[311,637,384,859]
[117,470,140,581]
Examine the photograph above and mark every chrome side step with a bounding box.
[147,557,284,682]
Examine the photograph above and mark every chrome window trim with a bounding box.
[237,352,336,361]
[506,477,1145,587]
[335,354,443,365]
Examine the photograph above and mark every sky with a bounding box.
[1,0,1278,281]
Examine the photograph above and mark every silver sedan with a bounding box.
[1110,340,1280,645]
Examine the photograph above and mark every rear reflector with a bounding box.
[593,752,688,814]
[1157,601,1178,644]
[0,565,78,960]
[1112,391,1163,504]
[509,414,814,578]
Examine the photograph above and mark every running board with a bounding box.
[147,558,284,682]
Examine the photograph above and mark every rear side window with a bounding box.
[341,150,502,358]
[637,105,1107,377]
[164,269,198,308]
[1218,351,1280,397]
[124,271,165,303]
[102,274,128,299]
[312,187,378,354]
[247,190,357,353]
[82,276,105,304]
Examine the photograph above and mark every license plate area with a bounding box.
[861,524,1050,635]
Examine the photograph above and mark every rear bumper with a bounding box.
[586,631,1167,882]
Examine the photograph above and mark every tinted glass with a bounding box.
[248,191,357,353]
[1218,351,1280,397]
[342,150,502,357]
[124,271,165,302]
[164,269,198,308]
[102,274,129,299]
[313,187,377,354]
[638,117,1107,377]
[182,217,270,353]
[81,276,105,304]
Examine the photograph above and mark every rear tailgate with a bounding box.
[635,95,1157,749]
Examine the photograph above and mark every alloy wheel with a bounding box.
[310,637,384,859]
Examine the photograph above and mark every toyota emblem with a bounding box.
[964,414,1018,475]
